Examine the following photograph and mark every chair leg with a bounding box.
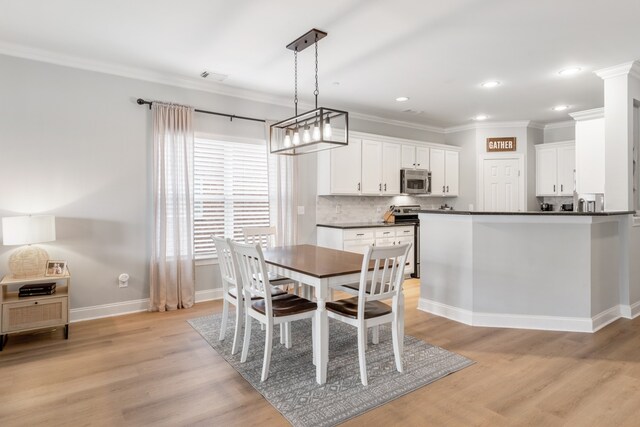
[284,322,292,349]
[231,301,243,355]
[311,316,317,365]
[280,323,285,345]
[372,325,380,345]
[219,299,229,341]
[392,317,403,373]
[241,314,252,363]
[357,324,368,386]
[261,322,274,382]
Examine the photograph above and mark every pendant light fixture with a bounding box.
[270,29,349,155]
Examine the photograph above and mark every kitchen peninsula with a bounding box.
[418,210,636,332]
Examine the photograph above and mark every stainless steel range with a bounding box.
[391,205,421,278]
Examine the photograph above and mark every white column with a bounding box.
[595,61,640,211]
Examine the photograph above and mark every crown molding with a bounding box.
[569,107,604,121]
[595,60,640,80]
[444,120,542,134]
[0,41,448,134]
[544,120,575,130]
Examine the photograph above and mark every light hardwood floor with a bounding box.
[1,280,639,426]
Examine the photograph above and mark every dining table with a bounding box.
[262,244,404,385]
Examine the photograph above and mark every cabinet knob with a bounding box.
[34,301,38,305]
[358,182,361,191]
[446,185,449,193]
[561,184,564,192]
[384,183,387,191]
[379,183,382,191]
[553,184,556,192]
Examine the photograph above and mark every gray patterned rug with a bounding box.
[188,313,473,427]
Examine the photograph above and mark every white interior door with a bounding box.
[482,158,521,212]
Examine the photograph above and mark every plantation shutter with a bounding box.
[193,138,270,257]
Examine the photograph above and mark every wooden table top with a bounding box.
[263,245,367,279]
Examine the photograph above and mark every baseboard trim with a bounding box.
[620,301,640,319]
[70,298,149,323]
[70,288,224,323]
[417,298,624,333]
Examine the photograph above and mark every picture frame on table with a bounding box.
[45,260,67,277]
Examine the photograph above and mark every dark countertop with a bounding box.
[418,209,635,216]
[317,221,417,229]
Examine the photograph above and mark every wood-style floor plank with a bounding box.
[1,279,639,426]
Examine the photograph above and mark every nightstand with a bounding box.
[0,272,70,350]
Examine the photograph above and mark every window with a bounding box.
[193,137,270,258]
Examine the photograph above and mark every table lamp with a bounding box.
[2,215,56,278]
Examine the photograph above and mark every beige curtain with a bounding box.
[266,122,298,246]
[150,102,195,311]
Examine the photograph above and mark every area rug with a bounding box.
[188,313,473,427]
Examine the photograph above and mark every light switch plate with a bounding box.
[297,206,305,215]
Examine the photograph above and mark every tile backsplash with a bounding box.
[317,195,446,224]
[538,196,574,211]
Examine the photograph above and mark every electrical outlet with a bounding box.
[118,273,129,288]
[336,204,341,214]
[297,205,305,215]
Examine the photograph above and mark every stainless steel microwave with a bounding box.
[400,169,431,195]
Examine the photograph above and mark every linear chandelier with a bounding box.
[270,29,349,155]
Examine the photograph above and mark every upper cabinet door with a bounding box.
[536,146,558,196]
[330,138,362,194]
[361,139,383,195]
[557,145,576,196]
[445,150,459,196]
[430,148,446,196]
[416,147,430,170]
[382,142,401,194]
[401,145,416,169]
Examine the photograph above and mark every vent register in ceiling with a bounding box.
[269,29,349,155]
[137,29,348,156]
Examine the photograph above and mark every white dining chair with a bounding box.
[325,243,411,386]
[230,240,317,382]
[213,236,287,355]
[243,226,310,298]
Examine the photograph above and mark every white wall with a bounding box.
[544,122,575,143]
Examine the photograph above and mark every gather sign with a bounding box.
[486,137,517,152]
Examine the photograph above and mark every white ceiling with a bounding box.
[1,0,639,127]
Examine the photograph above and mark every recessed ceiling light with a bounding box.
[552,105,570,111]
[396,96,410,102]
[558,67,582,76]
[474,114,489,121]
[481,81,500,88]
[332,81,340,86]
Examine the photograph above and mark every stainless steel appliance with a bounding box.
[391,205,421,278]
[400,169,431,195]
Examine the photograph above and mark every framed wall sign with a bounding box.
[486,137,517,152]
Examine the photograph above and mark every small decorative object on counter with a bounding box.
[45,260,67,277]
[439,204,454,211]
[383,205,395,223]
[540,203,554,211]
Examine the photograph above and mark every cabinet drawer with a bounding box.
[343,239,375,254]
[375,237,397,246]
[394,226,414,237]
[375,229,396,238]
[2,297,68,333]
[343,229,375,240]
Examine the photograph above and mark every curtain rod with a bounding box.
[136,98,266,123]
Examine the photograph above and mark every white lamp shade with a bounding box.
[2,215,56,246]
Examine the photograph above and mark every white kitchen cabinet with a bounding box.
[535,141,575,196]
[382,142,401,194]
[317,225,415,275]
[401,145,430,169]
[361,140,401,195]
[430,148,459,196]
[573,114,605,194]
[327,138,362,194]
[361,139,383,194]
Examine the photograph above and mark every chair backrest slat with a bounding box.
[212,236,238,295]
[358,244,411,307]
[243,226,277,249]
[230,240,273,314]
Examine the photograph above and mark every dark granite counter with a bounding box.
[418,210,635,216]
[316,221,416,229]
